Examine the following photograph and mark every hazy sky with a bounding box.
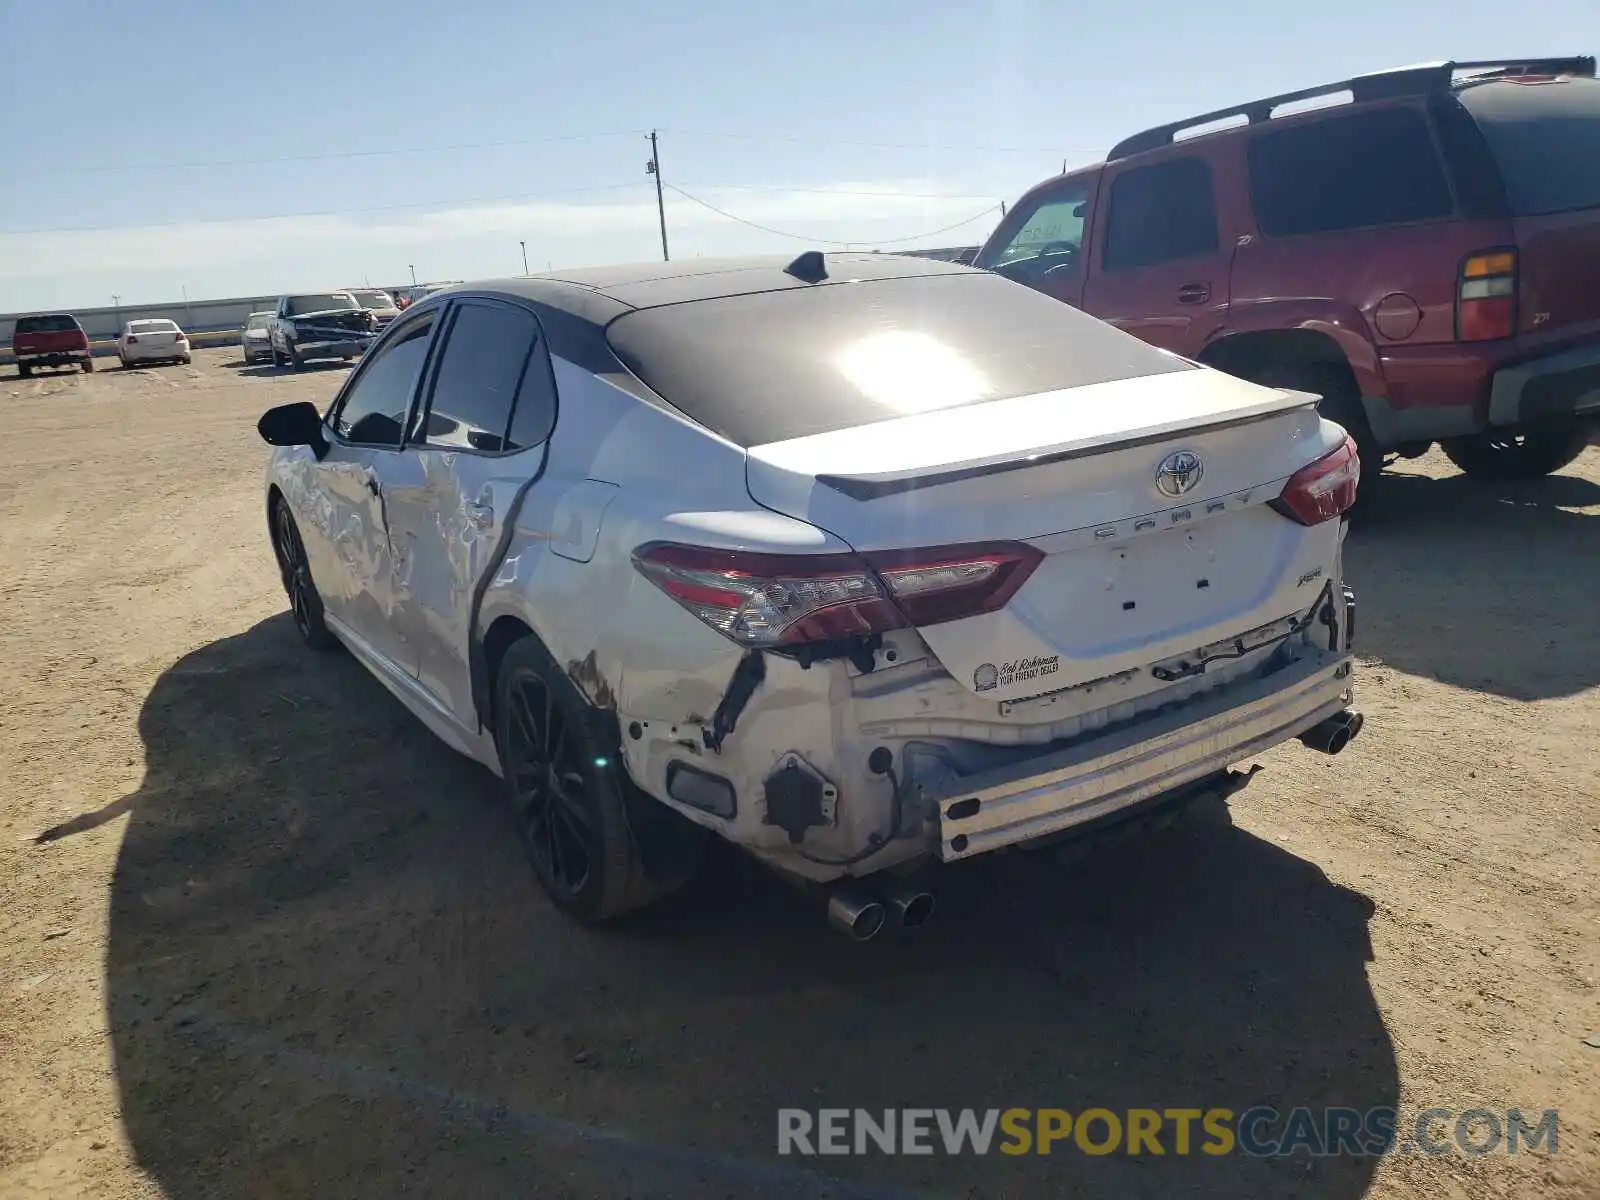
[1,0,1594,310]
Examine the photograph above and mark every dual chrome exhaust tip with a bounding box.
[1299,709,1365,756]
[825,880,935,941]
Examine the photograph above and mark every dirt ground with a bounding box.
[0,346,1595,1200]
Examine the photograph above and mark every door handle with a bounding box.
[1177,283,1211,305]
[465,502,495,529]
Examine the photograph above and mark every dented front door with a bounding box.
[296,441,406,664]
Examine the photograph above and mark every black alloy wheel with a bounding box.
[272,502,336,651]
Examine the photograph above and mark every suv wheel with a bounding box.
[1234,361,1382,518]
[81,359,95,373]
[17,364,31,379]
[494,636,702,922]
[1440,422,1590,481]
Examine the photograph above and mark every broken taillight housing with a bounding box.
[631,541,1043,647]
[1271,434,1361,526]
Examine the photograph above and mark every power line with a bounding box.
[0,182,650,236]
[678,182,1004,200]
[664,185,1001,247]
[1,182,1011,237]
[663,128,1093,156]
[24,130,646,175]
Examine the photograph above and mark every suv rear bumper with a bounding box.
[931,647,1354,861]
[1375,338,1600,442]
[16,348,91,366]
[1488,341,1600,428]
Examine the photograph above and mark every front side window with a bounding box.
[978,184,1093,273]
[417,302,543,453]
[1247,106,1455,235]
[1102,157,1219,270]
[331,316,434,446]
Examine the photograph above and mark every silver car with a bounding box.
[240,311,274,364]
[257,254,1363,938]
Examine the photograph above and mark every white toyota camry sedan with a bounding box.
[257,253,1363,938]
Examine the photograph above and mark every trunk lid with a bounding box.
[746,369,1345,699]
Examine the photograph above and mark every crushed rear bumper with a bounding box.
[931,647,1354,861]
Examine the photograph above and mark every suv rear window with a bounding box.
[1247,106,1455,236]
[605,271,1191,447]
[1454,76,1600,216]
[16,314,80,334]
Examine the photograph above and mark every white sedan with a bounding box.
[118,319,191,367]
[256,253,1363,939]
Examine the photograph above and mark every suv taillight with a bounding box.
[632,541,1043,647]
[1271,435,1361,526]
[1457,249,1517,342]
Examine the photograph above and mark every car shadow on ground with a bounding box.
[1346,461,1600,700]
[103,614,1395,1199]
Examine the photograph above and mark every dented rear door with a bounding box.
[381,297,555,729]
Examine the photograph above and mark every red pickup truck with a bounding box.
[12,313,94,377]
[977,57,1600,509]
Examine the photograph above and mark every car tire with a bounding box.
[494,636,702,922]
[271,500,339,653]
[269,342,281,369]
[181,355,192,365]
[17,364,31,379]
[1234,360,1381,519]
[82,359,94,373]
[285,342,303,371]
[1440,422,1590,481]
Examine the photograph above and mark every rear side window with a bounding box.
[606,271,1192,447]
[1102,157,1219,270]
[417,301,553,453]
[1247,107,1454,236]
[1455,76,1600,216]
[16,315,78,333]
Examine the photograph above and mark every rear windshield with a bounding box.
[1455,76,1600,216]
[129,319,177,332]
[16,314,79,333]
[605,271,1192,447]
[350,290,393,308]
[287,293,358,316]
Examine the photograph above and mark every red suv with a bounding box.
[11,313,95,378]
[976,57,1600,506]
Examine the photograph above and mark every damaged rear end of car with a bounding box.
[599,266,1363,933]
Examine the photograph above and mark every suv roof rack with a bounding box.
[1106,56,1597,160]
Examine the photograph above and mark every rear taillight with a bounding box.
[1457,249,1516,341]
[1271,435,1361,526]
[632,541,1043,647]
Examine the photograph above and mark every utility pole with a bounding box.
[409,264,417,286]
[1000,200,1007,217]
[181,284,192,325]
[520,241,529,274]
[646,130,669,261]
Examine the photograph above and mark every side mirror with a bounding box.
[257,401,328,459]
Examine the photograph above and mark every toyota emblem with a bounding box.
[1155,450,1204,497]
